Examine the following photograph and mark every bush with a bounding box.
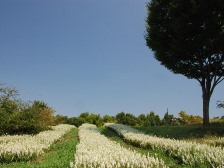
[116,112,138,126]
[0,109,10,135]
[0,84,56,135]
[67,117,83,127]
[178,111,203,125]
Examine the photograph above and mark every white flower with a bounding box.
[0,124,75,162]
[72,123,167,168]
[105,123,224,167]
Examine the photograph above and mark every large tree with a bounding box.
[145,0,224,126]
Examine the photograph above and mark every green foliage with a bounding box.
[0,84,18,102]
[50,110,224,128]
[29,101,55,130]
[66,112,104,127]
[103,115,116,123]
[0,85,55,135]
[138,112,161,126]
[145,0,224,80]
[0,110,10,135]
[2,101,55,135]
[162,112,177,126]
[178,111,203,125]
[79,112,89,119]
[116,112,138,126]
[67,117,83,127]
[54,115,69,124]
[86,113,103,126]
[124,113,138,126]
[217,101,224,109]
[115,112,126,124]
[146,111,161,126]
[210,116,224,126]
[137,114,146,126]
[135,125,224,140]
[145,0,224,126]
[0,85,19,115]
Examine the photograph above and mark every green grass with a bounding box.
[1,128,78,168]
[134,125,224,139]
[99,127,191,168]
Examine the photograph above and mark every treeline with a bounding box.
[1,84,224,136]
[0,84,55,135]
[55,111,224,127]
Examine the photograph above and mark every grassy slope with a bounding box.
[99,127,190,168]
[1,128,78,168]
[134,125,224,140]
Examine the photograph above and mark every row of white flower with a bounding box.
[0,124,75,162]
[204,137,224,147]
[105,123,224,168]
[71,123,167,168]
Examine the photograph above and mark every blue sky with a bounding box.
[0,0,223,118]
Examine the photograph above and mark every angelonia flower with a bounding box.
[0,124,75,163]
[105,123,224,167]
[72,123,167,168]
[204,137,224,147]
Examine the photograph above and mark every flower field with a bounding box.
[1,122,224,168]
[0,124,75,163]
[72,123,167,168]
[105,123,224,167]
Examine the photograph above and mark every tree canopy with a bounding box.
[145,0,224,126]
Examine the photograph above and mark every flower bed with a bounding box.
[0,124,75,163]
[72,123,167,168]
[204,137,224,147]
[105,123,224,167]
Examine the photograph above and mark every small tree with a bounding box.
[138,114,147,126]
[0,84,19,114]
[55,115,69,124]
[79,112,90,119]
[116,112,126,124]
[145,111,161,126]
[103,115,116,123]
[145,0,224,126]
[0,84,56,134]
[67,117,83,127]
[125,113,138,126]
[88,113,103,127]
[115,112,138,126]
[178,111,202,125]
[162,112,175,126]
[31,101,55,128]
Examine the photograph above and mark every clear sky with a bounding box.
[0,0,223,118]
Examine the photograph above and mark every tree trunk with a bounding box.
[202,94,210,127]
[202,84,210,127]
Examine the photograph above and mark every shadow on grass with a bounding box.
[98,127,123,141]
[134,126,224,139]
